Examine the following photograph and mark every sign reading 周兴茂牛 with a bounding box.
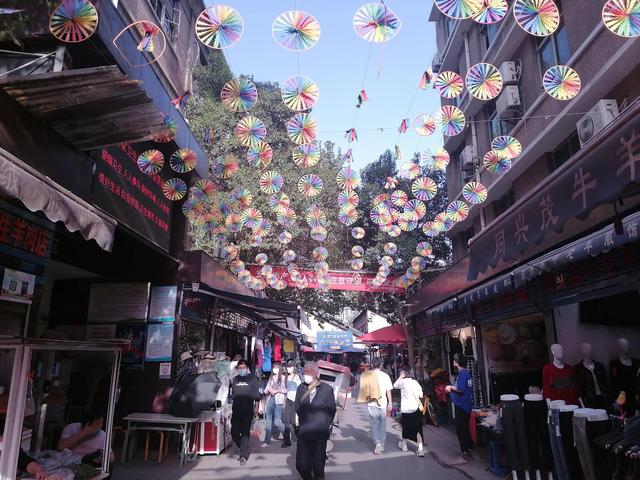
[316,331,353,352]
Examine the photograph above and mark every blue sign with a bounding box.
[316,331,353,352]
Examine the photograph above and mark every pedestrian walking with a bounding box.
[365,357,393,454]
[230,360,261,465]
[445,354,473,461]
[262,361,287,447]
[283,360,302,448]
[394,370,427,457]
[295,361,336,480]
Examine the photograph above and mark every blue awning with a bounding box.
[458,272,514,305]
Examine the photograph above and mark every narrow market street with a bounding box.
[114,395,493,480]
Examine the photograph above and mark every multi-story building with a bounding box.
[409,1,640,403]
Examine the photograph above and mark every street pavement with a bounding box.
[113,397,496,480]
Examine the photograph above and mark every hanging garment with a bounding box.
[574,361,608,409]
[501,398,531,472]
[262,343,272,373]
[524,397,553,475]
[559,408,584,480]
[548,404,570,480]
[573,409,609,480]
[255,339,264,371]
[542,363,579,405]
[273,335,283,362]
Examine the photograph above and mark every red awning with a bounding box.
[358,324,406,345]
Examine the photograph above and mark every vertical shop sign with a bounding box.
[145,323,175,362]
[116,324,147,371]
[149,285,178,322]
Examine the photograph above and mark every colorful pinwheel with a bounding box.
[399,162,421,180]
[352,227,365,239]
[137,149,164,175]
[339,205,359,226]
[287,113,317,145]
[483,150,511,174]
[281,75,320,111]
[404,199,427,221]
[435,212,456,232]
[416,241,433,257]
[255,253,268,266]
[370,204,392,225]
[272,11,321,51]
[466,63,503,100]
[313,247,329,262]
[279,231,293,244]
[384,242,398,255]
[277,207,297,226]
[434,0,484,19]
[241,208,263,229]
[225,213,243,233]
[473,0,509,23]
[49,0,98,43]
[292,143,321,167]
[447,200,470,222]
[169,148,197,173]
[435,105,466,136]
[310,226,328,242]
[259,171,284,194]
[413,114,437,136]
[194,179,216,199]
[195,5,244,49]
[353,3,402,43]
[543,65,581,100]
[462,182,488,204]
[391,190,409,207]
[306,206,327,227]
[221,77,257,112]
[298,174,323,197]
[422,221,441,237]
[235,116,267,147]
[154,113,177,143]
[249,234,263,247]
[421,147,451,170]
[513,0,560,36]
[602,0,640,37]
[352,245,365,258]
[434,71,465,98]
[491,136,522,159]
[398,214,418,232]
[213,154,239,178]
[412,177,438,201]
[351,259,364,270]
[252,218,272,237]
[337,167,361,191]
[338,190,360,207]
[246,141,273,168]
[163,178,187,201]
[269,192,291,212]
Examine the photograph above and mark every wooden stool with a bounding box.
[144,431,169,463]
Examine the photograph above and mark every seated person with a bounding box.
[57,410,114,462]
[18,449,48,480]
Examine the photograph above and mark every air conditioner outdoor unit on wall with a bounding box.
[499,61,519,85]
[460,144,477,181]
[576,99,619,147]
[496,85,521,120]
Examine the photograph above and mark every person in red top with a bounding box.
[542,344,579,405]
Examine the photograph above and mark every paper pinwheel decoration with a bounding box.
[272,10,321,51]
[49,0,98,43]
[195,5,244,49]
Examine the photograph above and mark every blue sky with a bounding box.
[206,1,443,170]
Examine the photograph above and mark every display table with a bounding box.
[120,413,197,467]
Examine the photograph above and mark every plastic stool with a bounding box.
[489,439,510,476]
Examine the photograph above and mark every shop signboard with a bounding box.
[0,268,36,304]
[91,143,173,251]
[116,324,147,370]
[145,323,174,362]
[149,285,178,322]
[86,324,117,340]
[0,201,54,265]
[317,331,353,352]
[180,290,212,324]
[247,266,404,293]
[87,283,150,323]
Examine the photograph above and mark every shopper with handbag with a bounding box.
[230,360,261,465]
[394,370,427,457]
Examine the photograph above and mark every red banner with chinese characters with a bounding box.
[247,266,405,293]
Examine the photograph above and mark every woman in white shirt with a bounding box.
[393,370,426,456]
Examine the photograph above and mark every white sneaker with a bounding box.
[417,445,424,457]
[399,440,408,452]
[374,442,382,455]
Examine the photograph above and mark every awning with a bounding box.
[178,250,256,297]
[268,317,302,338]
[458,272,514,306]
[0,66,171,151]
[184,283,301,323]
[359,324,406,345]
[0,146,115,251]
[468,101,640,280]
[512,209,640,289]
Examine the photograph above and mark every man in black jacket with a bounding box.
[295,361,336,480]
[231,359,261,465]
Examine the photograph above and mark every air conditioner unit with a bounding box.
[576,99,619,147]
[496,85,521,120]
[432,52,442,74]
[460,144,477,181]
[499,61,519,85]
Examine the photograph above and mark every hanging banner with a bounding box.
[247,266,405,293]
[317,331,353,352]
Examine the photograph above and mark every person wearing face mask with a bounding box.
[283,360,302,448]
[295,361,336,480]
[230,359,261,465]
[262,361,288,447]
